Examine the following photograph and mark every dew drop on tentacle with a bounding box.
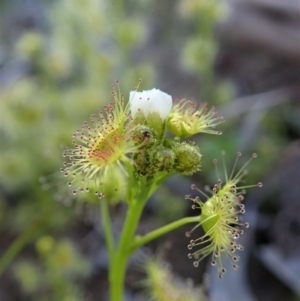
[237,244,244,251]
[244,222,250,228]
[232,255,239,262]
[190,239,195,246]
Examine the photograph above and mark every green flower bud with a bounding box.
[132,125,156,146]
[185,152,262,279]
[152,147,175,172]
[144,111,166,138]
[133,144,175,177]
[133,148,150,177]
[132,111,166,138]
[173,142,202,175]
[167,100,223,138]
[200,199,220,235]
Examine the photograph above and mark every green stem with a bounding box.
[109,192,148,301]
[100,199,115,263]
[105,176,174,301]
[128,216,200,254]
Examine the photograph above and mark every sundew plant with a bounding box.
[61,80,261,300]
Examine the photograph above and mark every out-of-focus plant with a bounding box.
[177,0,232,103]
[13,236,89,301]
[142,257,207,301]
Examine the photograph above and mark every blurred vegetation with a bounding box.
[142,257,207,301]
[13,236,89,301]
[0,0,298,300]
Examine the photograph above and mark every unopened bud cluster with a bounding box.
[130,88,222,178]
[61,83,222,201]
[132,125,202,178]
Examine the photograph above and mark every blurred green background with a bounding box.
[1,0,299,301]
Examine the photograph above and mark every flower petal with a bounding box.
[129,88,172,120]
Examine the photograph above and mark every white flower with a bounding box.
[129,88,173,120]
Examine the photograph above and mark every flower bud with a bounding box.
[167,100,223,138]
[200,198,220,235]
[133,149,150,177]
[152,147,175,172]
[132,125,156,146]
[173,142,202,175]
[129,89,172,137]
[133,145,175,177]
[185,152,262,278]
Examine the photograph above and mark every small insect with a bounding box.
[143,130,151,139]
[133,125,153,144]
